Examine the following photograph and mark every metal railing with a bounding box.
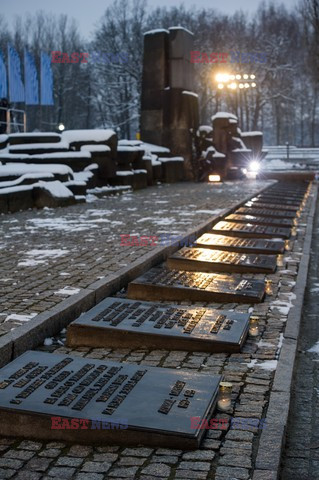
[0,107,26,133]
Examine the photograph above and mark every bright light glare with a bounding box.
[216,73,229,83]
[242,168,248,175]
[250,74,256,79]
[229,74,235,80]
[229,82,237,89]
[217,83,224,89]
[251,82,256,87]
[209,174,221,182]
[239,83,244,89]
[235,74,241,79]
[243,74,249,79]
[249,161,260,172]
[58,123,65,131]
[244,83,250,88]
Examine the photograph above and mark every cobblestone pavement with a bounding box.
[0,180,269,337]
[280,198,319,480]
[0,181,314,479]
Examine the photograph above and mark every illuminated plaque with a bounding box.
[253,195,302,206]
[236,207,296,219]
[167,247,276,273]
[224,213,294,228]
[67,298,250,353]
[212,221,291,239]
[0,351,221,449]
[195,233,285,254]
[244,201,299,212]
[127,267,265,303]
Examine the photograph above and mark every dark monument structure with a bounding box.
[141,27,199,180]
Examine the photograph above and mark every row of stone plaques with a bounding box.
[0,351,221,448]
[0,183,307,448]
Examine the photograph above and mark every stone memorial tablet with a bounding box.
[236,207,296,219]
[244,201,299,212]
[127,267,265,303]
[0,351,221,449]
[212,221,291,239]
[224,213,294,228]
[67,298,250,353]
[254,195,302,206]
[195,233,285,254]
[167,247,276,273]
[268,186,307,193]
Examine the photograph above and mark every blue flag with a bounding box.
[24,49,39,105]
[8,44,25,102]
[0,50,7,98]
[41,52,54,105]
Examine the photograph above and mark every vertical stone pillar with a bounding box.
[140,26,199,181]
[140,29,169,146]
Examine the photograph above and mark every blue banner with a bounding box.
[41,52,54,105]
[24,49,39,105]
[0,50,7,98]
[8,44,25,102]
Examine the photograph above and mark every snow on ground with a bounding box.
[18,248,69,265]
[308,341,319,354]
[4,313,37,322]
[270,293,296,316]
[245,359,278,370]
[54,287,81,296]
[196,209,224,214]
[62,129,115,143]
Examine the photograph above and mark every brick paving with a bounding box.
[0,179,314,479]
[0,180,268,336]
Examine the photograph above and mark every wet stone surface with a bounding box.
[0,180,314,478]
[0,181,269,336]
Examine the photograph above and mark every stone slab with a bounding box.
[167,247,277,274]
[253,195,302,206]
[194,234,285,255]
[224,213,294,228]
[127,267,265,303]
[0,351,221,449]
[212,221,291,239]
[67,298,250,353]
[244,201,299,212]
[235,207,296,219]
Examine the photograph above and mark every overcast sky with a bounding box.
[3,0,298,39]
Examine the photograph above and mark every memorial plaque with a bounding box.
[236,207,296,219]
[254,195,301,207]
[0,351,221,449]
[195,233,285,254]
[212,221,291,239]
[224,213,294,228]
[266,192,305,200]
[167,247,276,273]
[127,267,265,303]
[67,297,250,353]
[244,201,299,212]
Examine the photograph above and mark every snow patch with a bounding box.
[54,287,81,296]
[5,313,37,323]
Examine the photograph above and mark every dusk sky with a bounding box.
[3,0,298,39]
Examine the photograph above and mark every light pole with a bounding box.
[215,73,257,125]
